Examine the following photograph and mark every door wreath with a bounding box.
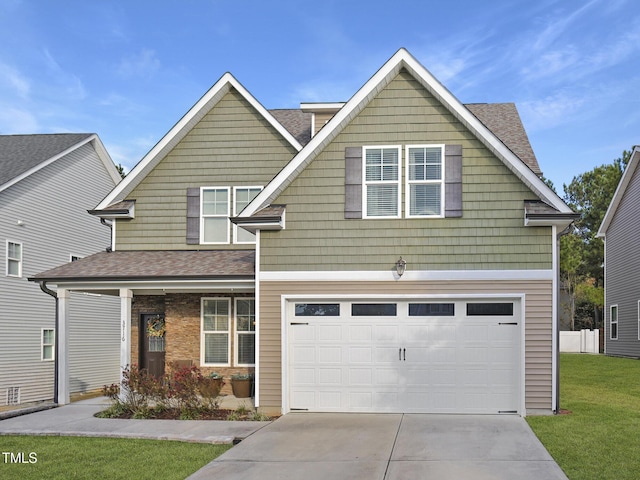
[147,315,166,337]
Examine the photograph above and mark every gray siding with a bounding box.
[605,164,640,357]
[0,142,120,405]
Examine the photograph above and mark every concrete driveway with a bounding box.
[188,413,568,480]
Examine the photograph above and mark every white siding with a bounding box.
[0,141,120,405]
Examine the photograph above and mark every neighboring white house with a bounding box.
[0,133,121,406]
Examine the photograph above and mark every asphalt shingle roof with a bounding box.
[269,109,312,146]
[0,133,92,186]
[31,250,255,281]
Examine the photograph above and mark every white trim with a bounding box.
[234,297,256,367]
[242,48,571,218]
[40,278,255,294]
[201,297,232,367]
[299,102,346,111]
[597,146,640,237]
[281,293,526,416]
[95,73,302,210]
[200,186,230,244]
[6,239,22,277]
[41,328,55,362]
[255,230,261,406]
[261,269,554,282]
[362,145,402,219]
[405,144,445,218]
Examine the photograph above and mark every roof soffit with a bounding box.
[95,73,303,210]
[243,48,572,217]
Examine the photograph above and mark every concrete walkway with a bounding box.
[0,399,568,479]
[0,396,269,444]
[188,413,569,480]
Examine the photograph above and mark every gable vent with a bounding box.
[6,386,20,405]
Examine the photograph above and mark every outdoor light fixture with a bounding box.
[396,257,407,277]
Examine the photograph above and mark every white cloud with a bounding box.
[0,106,39,133]
[519,90,586,130]
[43,49,87,101]
[117,48,161,79]
[0,62,30,98]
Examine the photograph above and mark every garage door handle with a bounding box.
[403,348,406,361]
[399,348,402,361]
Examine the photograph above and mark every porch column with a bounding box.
[119,289,133,401]
[57,288,70,405]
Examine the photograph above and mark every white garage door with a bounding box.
[287,299,521,414]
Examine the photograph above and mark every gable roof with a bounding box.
[597,145,640,237]
[0,133,120,193]
[94,73,304,211]
[242,48,571,217]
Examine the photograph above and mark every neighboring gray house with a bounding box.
[1,133,122,406]
[597,146,640,358]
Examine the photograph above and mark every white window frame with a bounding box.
[235,298,256,366]
[200,187,230,244]
[201,297,231,367]
[362,145,402,219]
[41,328,55,361]
[233,186,263,244]
[610,304,618,340]
[6,240,22,277]
[405,144,445,218]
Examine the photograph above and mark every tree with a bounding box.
[560,150,631,329]
[116,164,127,179]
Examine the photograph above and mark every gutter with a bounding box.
[38,281,59,405]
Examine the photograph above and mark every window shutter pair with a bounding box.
[344,145,463,218]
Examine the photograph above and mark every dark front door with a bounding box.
[140,314,166,378]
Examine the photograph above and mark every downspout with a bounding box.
[100,218,114,252]
[555,224,573,414]
[38,281,59,404]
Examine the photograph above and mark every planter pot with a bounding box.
[231,378,252,398]
[199,377,223,398]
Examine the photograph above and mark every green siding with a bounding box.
[115,88,298,250]
[261,71,553,271]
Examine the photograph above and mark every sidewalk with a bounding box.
[0,396,270,444]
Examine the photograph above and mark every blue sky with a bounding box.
[0,0,638,191]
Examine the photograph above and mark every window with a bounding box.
[201,187,230,244]
[236,299,255,366]
[295,304,340,316]
[363,146,401,218]
[201,298,230,365]
[409,303,455,316]
[6,241,22,277]
[42,329,55,361]
[233,187,262,244]
[352,303,397,316]
[467,303,514,316]
[610,305,618,340]
[406,145,444,217]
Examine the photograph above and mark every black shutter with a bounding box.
[186,187,200,244]
[445,145,463,218]
[345,147,362,219]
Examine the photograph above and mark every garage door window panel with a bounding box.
[409,303,455,316]
[466,303,514,316]
[295,304,340,316]
[351,303,397,316]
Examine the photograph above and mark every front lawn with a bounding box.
[0,435,231,480]
[527,353,640,480]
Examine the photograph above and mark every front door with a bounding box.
[140,313,166,378]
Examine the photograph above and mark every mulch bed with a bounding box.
[98,408,274,421]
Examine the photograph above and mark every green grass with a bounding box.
[527,353,640,480]
[0,435,231,480]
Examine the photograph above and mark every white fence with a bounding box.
[560,329,600,354]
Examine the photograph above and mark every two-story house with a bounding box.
[32,49,577,415]
[1,133,121,407]
[597,146,640,357]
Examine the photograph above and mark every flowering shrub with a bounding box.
[98,363,224,419]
